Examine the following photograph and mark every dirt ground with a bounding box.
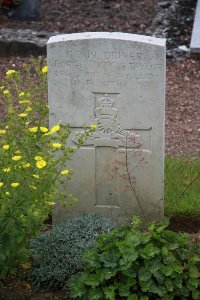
[0,0,199,299]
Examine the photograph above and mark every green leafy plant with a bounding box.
[68,216,200,300]
[0,62,95,281]
[29,214,115,289]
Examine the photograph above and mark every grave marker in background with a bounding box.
[47,32,166,224]
[7,0,40,20]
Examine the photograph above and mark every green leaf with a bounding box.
[68,274,86,298]
[117,280,132,297]
[192,289,200,300]
[83,273,101,288]
[100,250,120,268]
[165,278,174,292]
[140,279,152,292]
[123,268,137,278]
[83,249,101,268]
[139,296,149,300]
[127,294,138,300]
[149,283,167,297]
[103,285,115,300]
[139,267,152,281]
[187,277,199,290]
[152,271,165,283]
[97,268,117,281]
[161,264,174,276]
[140,243,160,259]
[88,288,103,300]
[189,265,199,278]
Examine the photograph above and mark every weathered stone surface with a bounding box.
[48,32,166,224]
[0,28,58,56]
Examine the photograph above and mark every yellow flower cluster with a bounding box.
[22,163,31,168]
[42,66,48,74]
[36,160,47,169]
[40,126,48,133]
[90,124,97,129]
[0,129,6,134]
[29,127,38,133]
[3,90,9,95]
[18,92,25,97]
[33,174,40,179]
[11,182,19,188]
[18,113,28,118]
[3,144,9,150]
[12,156,22,161]
[6,70,16,76]
[60,170,69,175]
[51,143,62,149]
[19,100,31,104]
[35,156,47,169]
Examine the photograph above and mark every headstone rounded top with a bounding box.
[48,32,166,47]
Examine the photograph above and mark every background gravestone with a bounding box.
[47,32,166,224]
[7,0,40,20]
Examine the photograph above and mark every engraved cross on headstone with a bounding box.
[71,93,151,209]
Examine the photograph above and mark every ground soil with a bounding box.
[0,0,199,299]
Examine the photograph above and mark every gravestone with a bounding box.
[47,32,166,224]
[7,0,40,20]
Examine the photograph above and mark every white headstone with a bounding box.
[47,32,166,224]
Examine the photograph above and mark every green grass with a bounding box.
[165,156,200,216]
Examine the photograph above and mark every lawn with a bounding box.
[165,156,200,215]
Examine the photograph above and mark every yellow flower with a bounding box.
[5,192,10,196]
[11,182,19,188]
[0,86,5,90]
[3,168,11,173]
[90,124,97,129]
[36,160,47,169]
[19,100,31,104]
[33,174,40,179]
[47,201,56,206]
[40,126,48,133]
[25,121,30,126]
[29,127,38,133]
[15,150,21,154]
[60,170,69,175]
[29,185,37,190]
[3,144,9,150]
[51,143,62,148]
[18,113,28,118]
[18,92,25,97]
[0,182,3,187]
[23,163,30,168]
[34,156,43,161]
[50,124,60,133]
[12,155,22,161]
[0,129,6,134]
[25,107,32,112]
[3,90,10,95]
[6,69,16,76]
[42,66,48,73]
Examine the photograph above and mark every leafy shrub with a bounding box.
[29,214,115,288]
[0,63,95,280]
[68,216,200,300]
